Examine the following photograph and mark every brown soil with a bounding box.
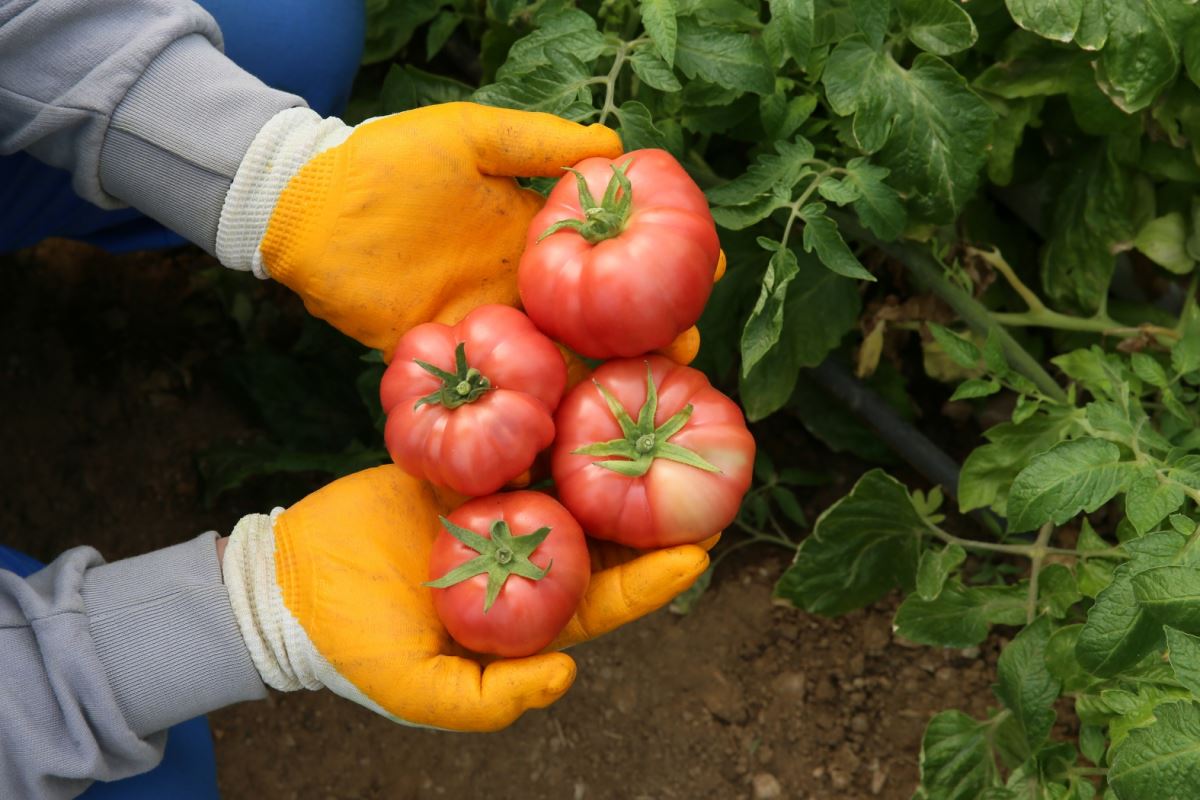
[1,242,1003,800]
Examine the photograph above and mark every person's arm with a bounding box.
[0,534,265,799]
[0,0,305,253]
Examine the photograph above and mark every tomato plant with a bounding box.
[552,355,754,548]
[338,0,1200,795]
[381,304,565,496]
[518,149,720,358]
[425,490,590,658]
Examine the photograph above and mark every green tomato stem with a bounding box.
[414,342,493,410]
[424,517,553,613]
[572,363,722,478]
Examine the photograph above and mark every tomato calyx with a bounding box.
[538,161,634,245]
[573,364,722,478]
[424,516,554,612]
[413,342,492,410]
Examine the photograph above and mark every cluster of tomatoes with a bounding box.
[380,149,756,657]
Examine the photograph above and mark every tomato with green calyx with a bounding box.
[426,491,590,657]
[381,305,566,496]
[518,149,721,359]
[552,355,755,548]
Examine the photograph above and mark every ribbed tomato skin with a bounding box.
[381,305,566,495]
[428,492,591,657]
[552,356,755,548]
[518,149,720,359]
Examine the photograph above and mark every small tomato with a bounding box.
[552,355,755,548]
[518,149,721,358]
[426,491,591,657]
[381,305,566,496]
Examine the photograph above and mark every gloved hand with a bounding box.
[214,102,623,356]
[221,465,712,731]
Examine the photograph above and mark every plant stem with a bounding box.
[968,246,1046,313]
[968,246,1180,340]
[597,38,636,125]
[923,521,1120,560]
[989,310,1181,340]
[780,169,835,250]
[877,237,1069,403]
[732,518,800,551]
[1025,522,1055,624]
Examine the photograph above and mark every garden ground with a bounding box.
[1,242,1009,799]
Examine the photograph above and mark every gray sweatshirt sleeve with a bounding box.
[0,0,307,253]
[0,534,267,799]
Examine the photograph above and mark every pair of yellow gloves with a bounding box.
[218,103,713,732]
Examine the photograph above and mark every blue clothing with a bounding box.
[1,1,363,795]
[0,545,219,800]
[0,0,364,254]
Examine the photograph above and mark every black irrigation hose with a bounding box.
[805,358,1006,536]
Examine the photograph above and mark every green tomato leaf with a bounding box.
[380,65,474,113]
[896,0,978,55]
[842,157,907,240]
[916,543,967,601]
[425,10,462,60]
[615,100,668,151]
[1076,565,1165,677]
[959,409,1077,515]
[994,617,1061,758]
[1005,0,1082,43]
[987,97,1041,186]
[1075,0,1108,50]
[1172,306,1200,377]
[1039,564,1083,619]
[768,0,814,67]
[710,188,792,231]
[799,207,877,281]
[917,711,1000,800]
[474,52,596,117]
[1130,352,1170,388]
[1109,701,1200,800]
[674,17,774,95]
[760,92,817,142]
[1006,438,1135,533]
[740,253,861,420]
[629,48,682,91]
[1041,147,1134,314]
[1094,0,1179,113]
[850,0,892,49]
[1134,212,1196,275]
[707,138,815,206]
[824,40,995,221]
[1133,566,1200,634]
[775,469,923,615]
[1053,346,1129,402]
[928,323,981,369]
[639,0,678,66]
[741,247,801,375]
[1045,624,1096,694]
[771,486,808,527]
[363,0,445,64]
[495,9,607,79]
[1166,627,1200,700]
[951,377,1002,402]
[973,42,1086,99]
[1126,473,1186,536]
[895,581,1028,648]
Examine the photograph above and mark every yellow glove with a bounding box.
[214,102,622,356]
[221,465,711,732]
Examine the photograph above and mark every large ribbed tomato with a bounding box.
[518,149,721,359]
[381,305,566,496]
[426,491,591,657]
[552,356,755,548]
